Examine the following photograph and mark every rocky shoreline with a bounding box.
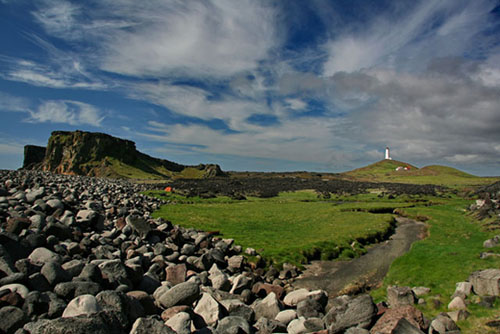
[0,169,488,333]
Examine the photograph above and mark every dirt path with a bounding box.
[291,216,427,298]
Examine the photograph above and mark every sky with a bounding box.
[0,0,500,175]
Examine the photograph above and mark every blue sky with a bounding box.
[1,0,500,175]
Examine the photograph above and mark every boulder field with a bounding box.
[0,169,492,333]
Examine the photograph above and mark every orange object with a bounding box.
[165,186,172,192]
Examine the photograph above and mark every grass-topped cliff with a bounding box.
[23,130,225,180]
[342,159,498,188]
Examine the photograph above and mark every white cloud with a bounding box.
[33,0,279,78]
[284,98,307,110]
[32,0,81,38]
[322,0,499,75]
[0,92,31,112]
[27,100,104,126]
[444,154,480,163]
[329,66,500,166]
[132,82,274,132]
[142,116,347,165]
[0,35,107,90]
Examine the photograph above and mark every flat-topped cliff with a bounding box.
[22,130,225,179]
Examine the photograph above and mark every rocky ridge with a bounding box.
[23,130,225,179]
[0,169,477,334]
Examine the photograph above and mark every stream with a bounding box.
[291,216,427,299]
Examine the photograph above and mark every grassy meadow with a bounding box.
[148,190,420,266]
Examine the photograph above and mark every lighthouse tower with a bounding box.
[385,147,392,160]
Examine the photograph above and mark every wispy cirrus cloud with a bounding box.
[32,0,279,78]
[322,0,500,75]
[141,116,350,168]
[0,33,107,89]
[0,91,31,112]
[27,100,104,126]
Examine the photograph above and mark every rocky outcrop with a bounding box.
[23,145,46,170]
[22,130,226,179]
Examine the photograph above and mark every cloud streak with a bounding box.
[322,0,499,75]
[32,0,279,78]
[27,100,104,126]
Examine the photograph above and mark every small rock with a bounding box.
[127,290,158,315]
[412,286,431,297]
[346,328,370,334]
[454,282,472,297]
[220,299,255,323]
[253,292,282,321]
[284,288,310,307]
[193,293,225,327]
[469,269,500,296]
[165,312,191,334]
[130,316,176,334]
[287,316,325,334]
[165,263,187,286]
[160,305,191,322]
[216,316,251,334]
[46,199,64,211]
[0,290,23,307]
[229,274,252,295]
[387,286,415,307]
[0,306,26,334]
[252,282,285,300]
[391,318,425,334]
[0,283,29,299]
[448,296,467,310]
[447,310,470,322]
[483,238,498,248]
[126,215,151,236]
[254,317,287,333]
[5,217,31,234]
[275,309,297,325]
[62,294,101,318]
[227,255,245,271]
[323,294,376,333]
[296,297,324,318]
[370,305,427,334]
[429,313,459,333]
[28,247,61,266]
[210,271,231,291]
[154,281,200,309]
[97,259,131,288]
[479,295,497,308]
[244,247,256,256]
[23,311,123,334]
[54,281,102,299]
[41,262,71,286]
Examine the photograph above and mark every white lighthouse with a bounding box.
[385,147,392,160]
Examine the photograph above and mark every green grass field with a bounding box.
[369,200,500,334]
[149,190,420,266]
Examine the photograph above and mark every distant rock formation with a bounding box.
[22,130,226,179]
[22,145,46,169]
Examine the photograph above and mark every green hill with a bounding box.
[342,159,498,187]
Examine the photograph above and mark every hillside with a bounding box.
[342,159,498,187]
[22,130,225,180]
